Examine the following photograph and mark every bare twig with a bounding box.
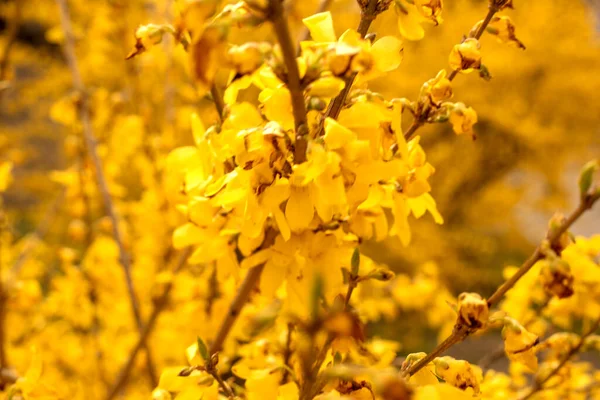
[519,316,600,400]
[55,0,158,386]
[210,84,226,122]
[209,228,278,355]
[105,248,192,400]
[280,322,294,384]
[267,0,309,163]
[314,0,381,138]
[299,267,360,400]
[404,193,600,377]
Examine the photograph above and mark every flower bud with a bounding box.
[449,103,478,139]
[487,16,525,49]
[449,38,482,73]
[457,292,489,328]
[502,317,539,371]
[540,259,574,299]
[423,70,453,104]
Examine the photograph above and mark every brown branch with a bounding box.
[404,193,600,377]
[299,267,360,400]
[209,228,278,355]
[280,322,294,384]
[519,316,600,400]
[55,0,158,386]
[267,0,309,163]
[313,0,380,138]
[105,247,192,400]
[403,120,423,141]
[0,0,21,82]
[210,84,225,122]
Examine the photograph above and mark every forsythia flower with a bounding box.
[502,317,540,371]
[486,16,526,49]
[449,103,478,138]
[448,38,482,73]
[433,356,482,394]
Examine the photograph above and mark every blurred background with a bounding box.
[0,0,599,382]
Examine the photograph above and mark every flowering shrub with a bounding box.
[0,0,599,400]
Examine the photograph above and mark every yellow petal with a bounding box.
[396,3,425,41]
[372,36,404,72]
[324,118,356,150]
[302,12,337,43]
[285,186,314,231]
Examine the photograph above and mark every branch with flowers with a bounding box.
[1,0,599,400]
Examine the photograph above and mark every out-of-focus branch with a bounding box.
[55,0,158,386]
[403,193,600,377]
[519,316,600,400]
[209,228,278,355]
[105,247,192,400]
[0,0,22,82]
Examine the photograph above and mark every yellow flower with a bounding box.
[448,38,482,73]
[487,16,526,49]
[433,356,482,394]
[395,0,426,41]
[302,11,337,43]
[423,70,453,104]
[126,23,174,59]
[502,317,540,371]
[414,0,443,25]
[449,103,478,139]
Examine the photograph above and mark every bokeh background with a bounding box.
[0,0,599,394]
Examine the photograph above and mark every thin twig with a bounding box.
[208,367,235,399]
[404,194,600,377]
[105,247,192,400]
[210,84,226,122]
[519,316,600,400]
[403,120,423,141]
[299,269,359,400]
[209,228,278,355]
[314,0,380,138]
[280,322,294,384]
[267,0,309,163]
[55,0,158,386]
